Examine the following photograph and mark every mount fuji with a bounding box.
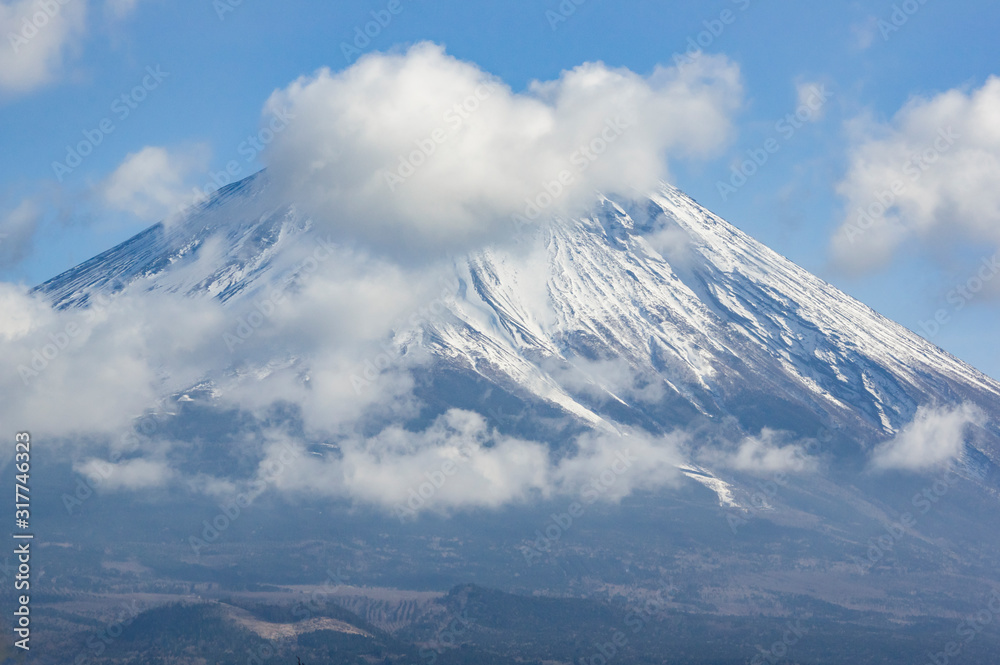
[36,170,1000,461]
[31,170,1000,635]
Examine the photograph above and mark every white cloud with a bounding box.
[102,145,211,222]
[254,412,684,516]
[0,283,229,440]
[544,356,666,406]
[553,429,684,502]
[850,17,879,51]
[261,410,552,514]
[0,0,87,94]
[796,81,829,122]
[0,282,54,342]
[262,42,743,259]
[0,199,41,268]
[870,403,984,472]
[642,223,695,268]
[77,456,174,491]
[0,240,447,444]
[700,428,817,474]
[832,77,1000,273]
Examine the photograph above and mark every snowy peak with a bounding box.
[34,173,1000,447]
[429,183,1000,440]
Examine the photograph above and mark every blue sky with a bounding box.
[2,0,999,378]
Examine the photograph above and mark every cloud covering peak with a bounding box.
[262,42,743,259]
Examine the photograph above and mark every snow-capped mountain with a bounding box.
[33,169,1000,623]
[36,170,1000,466]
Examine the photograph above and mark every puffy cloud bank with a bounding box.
[832,77,1000,273]
[701,428,818,474]
[259,411,686,518]
[0,44,779,516]
[0,0,87,94]
[262,42,742,259]
[870,403,984,472]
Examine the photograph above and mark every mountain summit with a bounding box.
[36,171,1000,455]
[31,169,1000,623]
